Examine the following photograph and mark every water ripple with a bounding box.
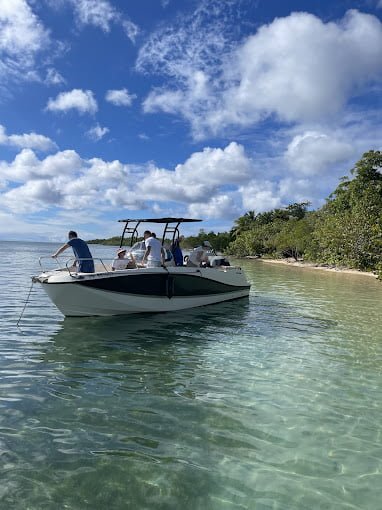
[1,246,382,508]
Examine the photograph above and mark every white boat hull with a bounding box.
[36,266,250,317]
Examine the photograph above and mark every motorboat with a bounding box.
[33,218,251,317]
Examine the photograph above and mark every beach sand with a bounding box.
[247,257,378,278]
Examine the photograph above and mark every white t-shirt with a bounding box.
[145,237,163,262]
[112,257,128,270]
[111,252,135,269]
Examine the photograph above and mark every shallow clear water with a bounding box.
[1,241,382,509]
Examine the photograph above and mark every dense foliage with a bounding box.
[227,203,312,259]
[308,151,382,272]
[88,231,231,251]
[89,151,382,276]
[227,151,382,276]
[181,230,231,252]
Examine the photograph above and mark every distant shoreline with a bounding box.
[245,257,378,278]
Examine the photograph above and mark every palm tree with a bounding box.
[230,210,256,238]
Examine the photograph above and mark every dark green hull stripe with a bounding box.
[76,273,249,297]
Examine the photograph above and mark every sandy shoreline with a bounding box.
[246,257,378,278]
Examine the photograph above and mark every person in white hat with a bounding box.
[112,248,136,271]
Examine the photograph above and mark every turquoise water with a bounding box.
[1,241,382,509]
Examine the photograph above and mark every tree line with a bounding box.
[225,150,382,277]
[90,151,382,276]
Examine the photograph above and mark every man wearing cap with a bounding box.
[52,231,94,273]
[112,248,136,270]
[186,241,211,267]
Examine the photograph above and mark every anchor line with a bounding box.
[16,279,35,329]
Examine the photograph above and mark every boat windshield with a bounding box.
[129,241,145,263]
[129,241,174,265]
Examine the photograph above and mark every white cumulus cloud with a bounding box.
[285,131,355,175]
[0,142,255,219]
[239,180,283,213]
[138,142,253,203]
[0,149,141,214]
[0,124,57,152]
[46,89,98,115]
[0,149,83,183]
[140,9,382,138]
[222,10,382,125]
[188,194,240,220]
[0,0,51,86]
[106,88,136,107]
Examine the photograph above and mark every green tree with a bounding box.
[183,230,232,252]
[311,150,382,270]
[274,215,315,261]
[230,210,256,238]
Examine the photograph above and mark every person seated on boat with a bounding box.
[171,235,184,266]
[186,241,211,267]
[142,230,165,268]
[52,230,94,273]
[112,248,136,270]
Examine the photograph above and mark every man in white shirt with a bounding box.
[142,231,165,267]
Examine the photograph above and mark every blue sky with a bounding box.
[0,0,382,241]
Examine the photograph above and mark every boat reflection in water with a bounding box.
[43,299,251,381]
[33,218,250,317]
[51,298,250,347]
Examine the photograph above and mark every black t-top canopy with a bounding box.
[118,218,202,247]
[118,218,201,223]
